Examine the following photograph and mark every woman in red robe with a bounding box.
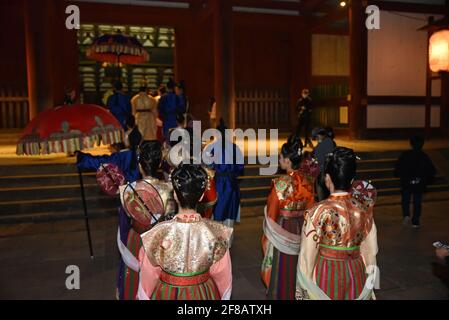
[261,135,315,300]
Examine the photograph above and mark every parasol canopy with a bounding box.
[350,180,377,210]
[121,180,165,230]
[86,30,150,65]
[96,163,126,196]
[17,104,124,155]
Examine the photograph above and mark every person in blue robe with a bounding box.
[107,81,132,130]
[207,121,244,227]
[158,79,186,140]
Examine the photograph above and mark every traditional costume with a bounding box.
[209,141,244,227]
[197,167,217,219]
[158,91,185,139]
[295,181,378,300]
[117,178,176,300]
[261,170,314,300]
[137,212,233,300]
[131,92,158,141]
[76,150,140,183]
[107,91,132,130]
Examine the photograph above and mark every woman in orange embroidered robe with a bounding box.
[118,140,176,300]
[261,135,314,300]
[138,164,233,300]
[296,147,378,300]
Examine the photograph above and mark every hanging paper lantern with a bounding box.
[429,29,449,73]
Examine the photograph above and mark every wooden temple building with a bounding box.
[0,0,448,139]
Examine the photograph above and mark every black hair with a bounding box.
[324,147,357,191]
[159,86,167,95]
[126,114,136,129]
[281,134,304,170]
[175,80,185,90]
[113,81,123,91]
[176,112,185,125]
[324,126,335,140]
[410,135,424,150]
[167,78,175,90]
[138,140,162,177]
[171,164,207,209]
[139,86,147,93]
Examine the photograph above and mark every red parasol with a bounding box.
[350,180,377,210]
[96,163,126,196]
[86,30,150,65]
[121,180,165,230]
[17,104,124,155]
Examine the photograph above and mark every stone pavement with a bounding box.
[0,199,448,300]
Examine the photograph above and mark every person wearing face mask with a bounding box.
[296,147,378,300]
[261,135,315,300]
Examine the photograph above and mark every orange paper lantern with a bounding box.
[429,29,449,72]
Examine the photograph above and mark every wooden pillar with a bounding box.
[23,0,78,119]
[424,17,435,139]
[212,0,236,129]
[348,0,366,139]
[289,17,313,132]
[441,72,449,136]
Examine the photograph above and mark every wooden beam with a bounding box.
[299,0,325,12]
[310,8,347,31]
[232,0,300,11]
[367,96,441,105]
[369,0,449,14]
[300,0,326,14]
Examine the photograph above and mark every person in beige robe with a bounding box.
[131,87,158,141]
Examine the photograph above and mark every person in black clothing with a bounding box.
[312,127,337,201]
[295,89,313,148]
[394,136,436,228]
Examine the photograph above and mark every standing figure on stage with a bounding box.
[296,88,313,148]
[296,147,378,300]
[261,135,315,300]
[158,79,186,141]
[107,81,132,130]
[175,81,188,114]
[117,140,177,300]
[137,164,233,300]
[131,86,158,141]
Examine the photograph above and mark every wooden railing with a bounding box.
[235,87,290,129]
[0,86,29,129]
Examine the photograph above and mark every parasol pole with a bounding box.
[78,168,94,258]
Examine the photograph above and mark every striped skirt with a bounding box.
[122,228,143,300]
[315,254,367,300]
[266,215,303,300]
[151,272,220,300]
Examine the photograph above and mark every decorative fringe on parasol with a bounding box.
[88,44,149,60]
[16,128,124,156]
